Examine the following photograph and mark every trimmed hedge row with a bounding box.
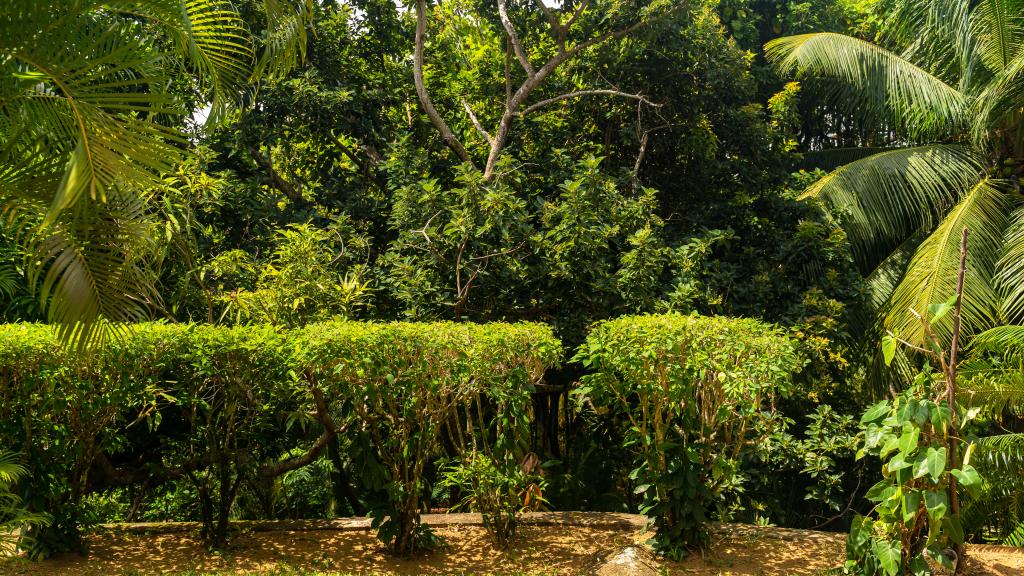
[1,314,800,559]
[0,321,560,555]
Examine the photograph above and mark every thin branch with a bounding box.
[414,0,474,165]
[563,0,590,34]
[462,100,494,145]
[532,0,560,40]
[633,131,649,175]
[259,388,343,478]
[326,131,378,186]
[566,16,653,57]
[520,89,660,115]
[498,0,535,76]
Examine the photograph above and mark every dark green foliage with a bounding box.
[574,314,802,559]
[0,451,50,557]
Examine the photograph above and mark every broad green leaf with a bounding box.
[882,334,897,366]
[951,465,982,497]
[873,538,901,576]
[862,400,891,424]
[926,446,947,482]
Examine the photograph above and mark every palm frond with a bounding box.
[0,451,28,486]
[974,49,1024,140]
[973,0,1024,72]
[961,326,1024,413]
[102,0,257,124]
[961,433,1024,543]
[798,145,983,273]
[885,178,1010,346]
[0,0,308,345]
[864,230,928,310]
[251,0,314,82]
[765,32,969,138]
[21,193,159,346]
[972,324,1024,352]
[997,205,1024,324]
[881,0,977,89]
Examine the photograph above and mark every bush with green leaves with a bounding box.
[295,321,561,555]
[0,323,175,555]
[574,313,801,559]
[0,320,561,556]
[437,451,546,548]
[845,374,982,576]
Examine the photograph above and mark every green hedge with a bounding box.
[0,321,561,555]
[574,314,802,559]
[2,314,803,559]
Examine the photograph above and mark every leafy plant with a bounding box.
[0,451,51,557]
[438,452,545,548]
[0,0,311,345]
[845,376,981,575]
[767,0,1024,383]
[574,313,801,559]
[294,321,562,555]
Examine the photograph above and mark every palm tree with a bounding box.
[0,0,311,345]
[765,0,1024,360]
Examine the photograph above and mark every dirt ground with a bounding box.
[2,519,1023,575]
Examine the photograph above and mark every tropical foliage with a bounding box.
[767,0,1024,359]
[0,0,311,344]
[9,0,1024,571]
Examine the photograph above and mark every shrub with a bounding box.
[437,452,545,548]
[295,321,561,555]
[574,313,801,559]
[0,323,174,555]
[0,321,561,557]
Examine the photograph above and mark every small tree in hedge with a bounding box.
[845,229,981,575]
[297,321,561,555]
[574,313,801,559]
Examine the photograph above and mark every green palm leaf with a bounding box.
[880,0,975,84]
[0,0,308,345]
[961,325,1024,413]
[961,433,1024,544]
[798,145,983,272]
[996,206,1024,323]
[975,49,1024,142]
[885,178,1010,346]
[973,0,1024,72]
[765,32,970,138]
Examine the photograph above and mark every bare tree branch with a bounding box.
[462,100,494,145]
[414,0,474,165]
[520,89,661,115]
[633,131,650,175]
[259,388,343,478]
[532,0,560,40]
[498,0,535,77]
